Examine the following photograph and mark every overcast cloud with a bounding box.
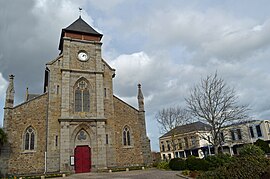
[1,0,270,151]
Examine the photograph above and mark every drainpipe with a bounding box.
[45,152,47,173]
[45,67,50,174]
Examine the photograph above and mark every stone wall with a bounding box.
[5,94,47,175]
[113,96,144,166]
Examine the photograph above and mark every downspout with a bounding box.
[96,120,98,169]
[45,67,50,174]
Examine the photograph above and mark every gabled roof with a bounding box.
[63,16,102,37]
[160,121,211,138]
[58,16,103,51]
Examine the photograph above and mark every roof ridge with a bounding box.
[64,17,102,36]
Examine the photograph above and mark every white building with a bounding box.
[159,121,212,160]
[159,120,270,160]
[220,120,270,155]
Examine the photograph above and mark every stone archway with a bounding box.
[71,125,93,173]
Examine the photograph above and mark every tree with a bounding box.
[156,106,190,158]
[0,128,7,147]
[185,73,249,154]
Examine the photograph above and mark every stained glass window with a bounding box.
[24,127,35,150]
[75,80,90,112]
[123,127,131,146]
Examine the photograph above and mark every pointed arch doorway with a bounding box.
[74,145,91,173]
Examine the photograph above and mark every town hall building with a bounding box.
[0,16,152,175]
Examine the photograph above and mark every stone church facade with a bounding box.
[0,17,152,175]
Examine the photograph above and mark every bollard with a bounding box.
[40,176,45,179]
[142,166,145,170]
[126,168,129,171]
[62,173,66,177]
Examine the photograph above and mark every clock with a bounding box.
[77,51,89,61]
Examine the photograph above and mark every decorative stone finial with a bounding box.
[25,87,29,101]
[137,83,144,111]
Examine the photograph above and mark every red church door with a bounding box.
[74,146,91,173]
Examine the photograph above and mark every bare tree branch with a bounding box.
[185,72,249,154]
[156,106,191,157]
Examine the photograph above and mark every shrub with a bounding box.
[205,153,233,170]
[238,144,265,158]
[152,161,159,167]
[261,165,270,179]
[254,139,270,153]
[199,146,270,179]
[157,161,170,170]
[169,158,186,170]
[186,156,209,171]
[182,170,190,176]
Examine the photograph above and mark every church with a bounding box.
[0,16,152,175]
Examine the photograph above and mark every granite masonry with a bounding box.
[0,17,152,175]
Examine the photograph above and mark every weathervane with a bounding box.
[79,7,82,17]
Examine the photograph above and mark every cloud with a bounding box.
[0,73,8,126]
[0,73,8,99]
[0,0,96,104]
[2,0,270,151]
[87,0,125,11]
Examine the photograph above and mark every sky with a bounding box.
[1,0,270,151]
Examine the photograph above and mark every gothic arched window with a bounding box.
[75,80,90,112]
[24,127,35,150]
[123,126,131,146]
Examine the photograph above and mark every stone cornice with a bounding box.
[58,117,107,123]
[61,68,104,75]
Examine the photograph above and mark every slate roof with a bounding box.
[63,16,102,37]
[160,121,211,138]
[58,16,103,51]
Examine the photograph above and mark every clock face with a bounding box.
[78,51,88,61]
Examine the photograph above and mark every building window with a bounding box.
[256,125,262,137]
[123,126,131,146]
[184,137,189,148]
[55,135,58,147]
[191,136,196,146]
[220,132,225,142]
[168,154,171,159]
[24,127,35,150]
[162,154,166,160]
[104,88,107,97]
[166,141,170,151]
[249,126,254,138]
[106,134,109,144]
[237,129,242,140]
[178,139,182,150]
[230,130,236,141]
[175,152,179,158]
[161,143,165,152]
[75,80,90,112]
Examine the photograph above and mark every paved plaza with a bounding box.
[58,168,184,179]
